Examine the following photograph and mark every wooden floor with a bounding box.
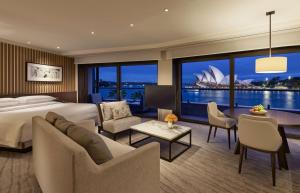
[1,121,300,193]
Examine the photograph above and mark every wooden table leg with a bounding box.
[278,126,290,153]
[234,138,240,154]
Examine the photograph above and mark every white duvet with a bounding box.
[0,102,99,148]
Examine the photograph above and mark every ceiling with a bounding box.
[1,0,300,56]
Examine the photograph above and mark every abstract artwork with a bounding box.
[27,63,62,82]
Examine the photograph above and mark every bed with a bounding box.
[0,95,99,149]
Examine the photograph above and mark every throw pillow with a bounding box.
[45,111,64,124]
[101,102,113,121]
[67,125,113,164]
[112,103,132,120]
[54,117,74,134]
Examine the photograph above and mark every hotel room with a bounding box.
[1,0,300,193]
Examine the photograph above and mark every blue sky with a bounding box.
[99,64,157,83]
[182,52,300,84]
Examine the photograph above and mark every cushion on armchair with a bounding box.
[101,101,132,121]
[103,116,141,133]
[112,103,132,120]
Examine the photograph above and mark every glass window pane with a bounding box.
[99,66,117,101]
[234,52,300,110]
[181,59,230,121]
[121,64,157,115]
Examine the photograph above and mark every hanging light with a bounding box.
[255,11,287,73]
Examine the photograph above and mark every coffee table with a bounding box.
[130,120,192,162]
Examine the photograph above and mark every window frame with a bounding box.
[174,46,300,124]
[79,60,158,117]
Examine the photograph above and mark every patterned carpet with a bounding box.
[1,121,300,193]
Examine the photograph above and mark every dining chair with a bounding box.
[238,114,283,186]
[207,102,237,149]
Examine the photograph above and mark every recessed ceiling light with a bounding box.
[26,41,31,45]
[164,8,169,12]
[56,46,60,49]
[91,31,95,35]
[130,23,134,27]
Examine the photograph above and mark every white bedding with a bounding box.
[0,102,99,148]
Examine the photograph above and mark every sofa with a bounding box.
[32,116,160,193]
[97,101,142,140]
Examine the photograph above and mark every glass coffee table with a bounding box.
[130,120,192,162]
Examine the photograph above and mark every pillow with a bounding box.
[101,101,128,121]
[112,102,132,120]
[67,125,113,164]
[17,95,56,104]
[54,117,74,134]
[0,98,19,107]
[101,102,113,121]
[45,111,65,124]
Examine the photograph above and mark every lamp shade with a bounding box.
[255,57,287,73]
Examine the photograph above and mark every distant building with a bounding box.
[194,65,253,88]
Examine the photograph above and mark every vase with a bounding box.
[167,121,173,129]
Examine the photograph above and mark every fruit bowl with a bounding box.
[249,109,267,115]
[250,104,267,115]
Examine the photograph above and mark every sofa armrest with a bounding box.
[75,142,160,193]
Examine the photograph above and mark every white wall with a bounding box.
[75,49,161,64]
[157,59,172,85]
[168,29,300,59]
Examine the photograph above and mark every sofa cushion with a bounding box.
[54,117,74,134]
[112,103,132,120]
[102,102,114,121]
[67,125,113,164]
[45,111,65,124]
[103,116,142,133]
[99,134,134,157]
[101,101,130,121]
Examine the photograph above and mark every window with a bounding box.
[177,49,300,123]
[98,66,118,101]
[121,64,157,115]
[181,59,230,121]
[234,52,300,110]
[87,62,158,117]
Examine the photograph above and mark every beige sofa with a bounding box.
[32,116,160,193]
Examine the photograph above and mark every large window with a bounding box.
[177,49,300,123]
[87,62,158,116]
[181,59,230,121]
[234,52,300,111]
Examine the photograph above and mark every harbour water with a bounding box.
[182,89,300,110]
[99,88,300,111]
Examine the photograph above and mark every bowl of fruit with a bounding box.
[249,104,267,115]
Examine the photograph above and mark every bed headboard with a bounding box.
[0,91,78,103]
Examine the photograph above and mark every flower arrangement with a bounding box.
[164,114,178,128]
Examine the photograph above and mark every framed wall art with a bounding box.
[27,63,63,82]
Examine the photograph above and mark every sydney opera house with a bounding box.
[194,65,253,88]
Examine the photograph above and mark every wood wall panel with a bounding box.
[0,42,75,96]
